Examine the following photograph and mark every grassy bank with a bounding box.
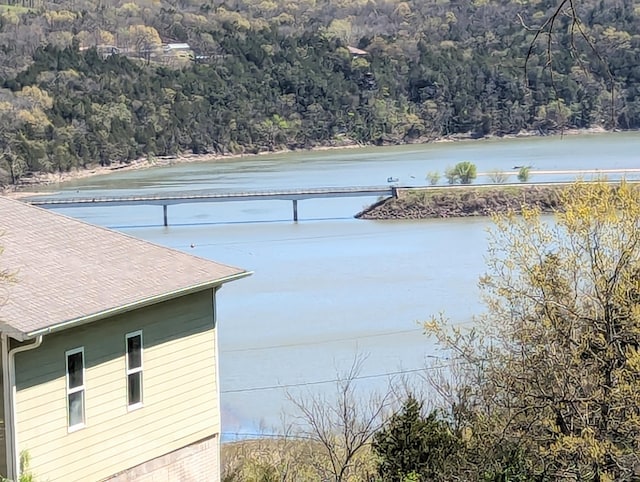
[355,184,564,220]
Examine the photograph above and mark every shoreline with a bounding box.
[0,126,618,199]
[355,184,564,220]
[1,143,367,199]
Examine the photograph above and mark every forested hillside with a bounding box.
[0,0,639,183]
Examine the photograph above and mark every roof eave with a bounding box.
[23,270,252,339]
[0,323,28,342]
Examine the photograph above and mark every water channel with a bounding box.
[33,132,640,439]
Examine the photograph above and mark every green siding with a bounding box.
[13,289,220,482]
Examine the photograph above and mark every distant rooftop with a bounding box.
[347,46,368,56]
[164,43,191,51]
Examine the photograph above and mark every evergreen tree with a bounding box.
[372,395,460,482]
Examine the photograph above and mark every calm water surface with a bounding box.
[36,133,640,437]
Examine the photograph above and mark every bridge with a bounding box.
[26,186,398,225]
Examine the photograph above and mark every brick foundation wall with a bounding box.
[104,435,219,482]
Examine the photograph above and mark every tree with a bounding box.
[128,25,161,62]
[452,161,477,185]
[521,0,615,126]
[0,102,27,186]
[517,166,530,182]
[444,166,458,185]
[0,86,53,185]
[372,395,460,482]
[288,356,393,482]
[426,171,440,186]
[427,181,640,481]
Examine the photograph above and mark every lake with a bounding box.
[34,131,640,438]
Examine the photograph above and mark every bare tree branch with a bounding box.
[287,354,396,482]
[520,0,616,129]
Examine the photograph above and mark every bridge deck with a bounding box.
[27,186,396,208]
[25,186,397,224]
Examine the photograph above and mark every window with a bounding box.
[126,331,143,409]
[66,347,85,431]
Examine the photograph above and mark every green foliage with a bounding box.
[402,472,420,482]
[453,161,477,184]
[19,451,33,482]
[444,162,478,185]
[480,447,532,482]
[444,166,457,185]
[426,171,440,185]
[1,451,35,482]
[372,396,460,482]
[0,0,638,182]
[517,166,530,182]
[427,181,640,481]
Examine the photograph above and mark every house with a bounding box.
[163,43,192,54]
[346,46,368,57]
[0,197,250,481]
[162,43,194,65]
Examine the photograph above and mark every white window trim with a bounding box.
[65,347,85,432]
[125,331,143,411]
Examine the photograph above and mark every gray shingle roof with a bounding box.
[0,197,249,339]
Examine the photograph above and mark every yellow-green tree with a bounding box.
[428,181,640,481]
[128,25,161,62]
[0,86,52,185]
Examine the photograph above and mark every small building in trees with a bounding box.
[0,197,250,481]
[163,42,192,52]
[162,43,194,65]
[163,43,193,56]
[347,46,369,57]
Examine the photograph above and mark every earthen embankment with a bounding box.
[355,185,563,220]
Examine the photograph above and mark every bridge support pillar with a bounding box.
[292,200,298,222]
[163,205,168,226]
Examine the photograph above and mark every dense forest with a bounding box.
[0,0,639,183]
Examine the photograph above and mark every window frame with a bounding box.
[125,330,144,411]
[65,347,86,432]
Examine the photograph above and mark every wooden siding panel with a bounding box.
[42,425,216,479]
[19,354,219,444]
[13,290,221,482]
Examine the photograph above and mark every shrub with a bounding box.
[444,166,458,184]
[453,161,477,184]
[517,166,530,182]
[426,171,440,185]
[488,169,509,184]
